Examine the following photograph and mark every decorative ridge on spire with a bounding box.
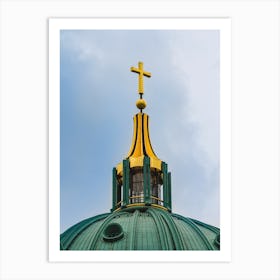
[116,111,162,175]
[123,112,162,171]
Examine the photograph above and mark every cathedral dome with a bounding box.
[60,206,220,250]
[60,61,220,251]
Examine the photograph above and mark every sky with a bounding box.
[60,30,220,233]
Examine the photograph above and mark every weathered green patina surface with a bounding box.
[60,206,220,250]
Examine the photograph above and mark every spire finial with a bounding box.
[112,62,172,212]
[130,61,151,111]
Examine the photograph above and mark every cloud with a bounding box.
[61,31,105,62]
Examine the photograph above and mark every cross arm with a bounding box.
[130,67,140,74]
[143,71,151,78]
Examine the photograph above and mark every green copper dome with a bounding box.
[60,206,220,250]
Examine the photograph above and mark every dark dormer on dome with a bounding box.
[60,61,220,251]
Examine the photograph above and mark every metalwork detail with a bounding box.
[103,223,124,242]
[116,113,162,175]
[162,162,170,210]
[143,156,151,204]
[123,159,130,206]
[60,208,220,250]
[168,172,172,210]
[136,98,147,110]
[131,61,151,95]
[111,168,118,212]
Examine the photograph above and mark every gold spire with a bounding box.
[116,61,162,175]
[112,62,171,213]
[116,112,162,175]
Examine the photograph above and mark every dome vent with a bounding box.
[103,223,124,242]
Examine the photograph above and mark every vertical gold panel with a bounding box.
[126,115,137,157]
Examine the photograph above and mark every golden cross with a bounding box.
[130,61,151,95]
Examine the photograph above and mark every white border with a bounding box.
[49,18,231,262]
